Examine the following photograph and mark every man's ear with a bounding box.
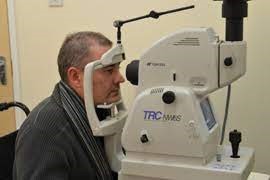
[66,67,83,89]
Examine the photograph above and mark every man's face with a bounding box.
[83,45,125,105]
[93,63,124,105]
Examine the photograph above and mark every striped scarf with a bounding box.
[58,81,113,180]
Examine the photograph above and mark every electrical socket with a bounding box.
[48,0,63,7]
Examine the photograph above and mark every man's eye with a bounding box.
[105,68,114,74]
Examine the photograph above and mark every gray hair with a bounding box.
[57,31,112,83]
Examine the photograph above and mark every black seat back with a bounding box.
[0,130,18,180]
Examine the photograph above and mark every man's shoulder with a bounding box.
[19,96,70,138]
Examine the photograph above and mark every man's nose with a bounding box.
[114,70,125,84]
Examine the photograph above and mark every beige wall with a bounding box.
[14,0,270,174]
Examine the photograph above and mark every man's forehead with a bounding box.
[89,44,111,51]
[103,62,121,68]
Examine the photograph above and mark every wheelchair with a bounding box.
[0,102,30,180]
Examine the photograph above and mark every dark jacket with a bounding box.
[13,85,115,180]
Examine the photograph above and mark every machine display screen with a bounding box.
[200,98,216,130]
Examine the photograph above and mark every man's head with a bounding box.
[57,31,125,105]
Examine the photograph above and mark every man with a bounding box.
[13,31,125,180]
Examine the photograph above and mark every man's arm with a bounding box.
[13,127,71,180]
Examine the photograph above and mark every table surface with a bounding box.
[249,172,270,180]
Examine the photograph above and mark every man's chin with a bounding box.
[108,95,121,104]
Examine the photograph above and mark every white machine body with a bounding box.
[84,27,256,179]
[119,28,253,180]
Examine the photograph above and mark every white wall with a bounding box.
[14,0,270,174]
